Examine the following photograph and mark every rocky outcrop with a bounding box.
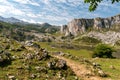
[83,31,120,45]
[61,14,120,36]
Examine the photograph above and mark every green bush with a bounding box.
[80,36,101,44]
[92,44,115,58]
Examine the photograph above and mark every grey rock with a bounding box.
[8,75,16,80]
[56,59,66,69]
[61,14,120,36]
[47,62,53,69]
[110,65,115,69]
[98,69,106,77]
[30,74,36,79]
[83,31,120,45]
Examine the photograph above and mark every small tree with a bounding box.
[92,44,115,58]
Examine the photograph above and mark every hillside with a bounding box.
[0,18,59,42]
[0,14,120,80]
[0,35,78,80]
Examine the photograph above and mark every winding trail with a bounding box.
[54,55,110,80]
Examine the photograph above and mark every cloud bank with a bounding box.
[0,0,120,25]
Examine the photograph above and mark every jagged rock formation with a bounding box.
[61,14,120,36]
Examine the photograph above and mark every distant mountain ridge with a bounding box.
[0,16,55,27]
[0,16,25,23]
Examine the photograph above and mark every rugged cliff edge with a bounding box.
[61,14,120,36]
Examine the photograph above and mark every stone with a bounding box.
[35,66,41,71]
[25,41,33,46]
[110,65,115,69]
[92,62,101,67]
[56,59,66,69]
[25,53,34,60]
[47,62,53,69]
[30,74,36,79]
[16,66,24,69]
[98,69,107,77]
[8,75,15,80]
[57,72,62,78]
[74,76,78,80]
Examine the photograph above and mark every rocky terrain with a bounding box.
[82,31,120,45]
[61,14,120,36]
[0,35,77,80]
[0,14,120,80]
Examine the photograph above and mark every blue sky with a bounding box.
[0,0,120,25]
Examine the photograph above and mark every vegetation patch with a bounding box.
[92,44,115,58]
[74,36,101,44]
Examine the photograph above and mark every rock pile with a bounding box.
[21,48,49,60]
[47,59,67,69]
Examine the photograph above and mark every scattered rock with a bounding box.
[110,65,116,69]
[30,74,36,79]
[48,59,67,70]
[92,62,101,67]
[98,69,107,77]
[16,66,24,69]
[47,62,53,69]
[57,72,62,78]
[74,76,78,80]
[56,59,67,69]
[8,75,16,80]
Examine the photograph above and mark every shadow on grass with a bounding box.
[0,60,12,68]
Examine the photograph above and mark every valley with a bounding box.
[0,14,120,80]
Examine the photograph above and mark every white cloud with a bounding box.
[21,18,43,24]
[12,0,40,6]
[0,4,25,16]
[0,0,120,25]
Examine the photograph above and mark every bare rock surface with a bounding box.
[61,14,120,36]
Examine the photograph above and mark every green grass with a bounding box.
[38,42,120,80]
[0,38,77,80]
[93,58,120,80]
[39,42,92,58]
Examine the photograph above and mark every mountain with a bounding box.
[61,14,120,36]
[0,16,25,23]
[40,23,52,27]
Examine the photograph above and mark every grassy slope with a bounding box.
[39,42,120,80]
[0,37,76,80]
[93,58,120,80]
[39,42,92,58]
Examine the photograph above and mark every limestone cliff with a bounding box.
[61,14,120,36]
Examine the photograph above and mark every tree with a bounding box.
[84,0,120,11]
[92,44,115,58]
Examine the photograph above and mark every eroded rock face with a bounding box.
[61,14,120,36]
[83,31,120,45]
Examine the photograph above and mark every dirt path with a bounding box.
[54,55,109,80]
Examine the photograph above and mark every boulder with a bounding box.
[47,59,67,69]
[56,59,66,69]
[8,75,16,80]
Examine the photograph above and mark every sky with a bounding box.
[0,0,120,25]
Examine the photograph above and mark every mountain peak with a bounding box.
[0,16,22,23]
[41,23,51,27]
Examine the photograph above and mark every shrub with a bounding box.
[80,36,101,44]
[92,44,115,58]
[115,40,120,46]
